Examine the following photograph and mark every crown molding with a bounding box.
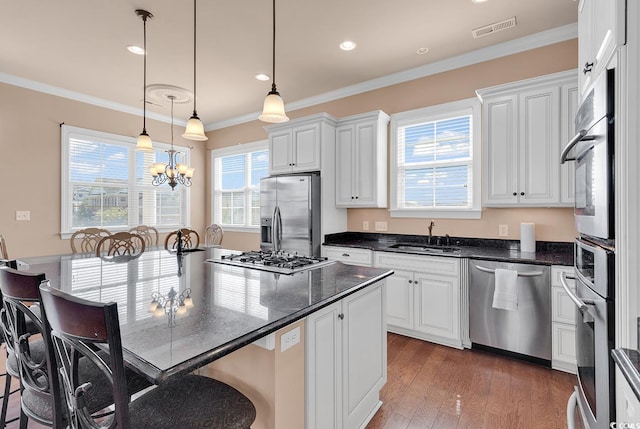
[206,22,577,131]
[0,23,576,132]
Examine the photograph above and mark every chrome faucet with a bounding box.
[427,220,435,244]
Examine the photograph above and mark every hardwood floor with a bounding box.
[367,333,577,429]
[0,334,576,429]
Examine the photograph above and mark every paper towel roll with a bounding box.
[520,223,536,253]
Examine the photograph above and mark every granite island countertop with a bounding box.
[324,232,574,266]
[18,247,394,382]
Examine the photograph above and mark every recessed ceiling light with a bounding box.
[471,0,488,3]
[255,73,270,81]
[127,45,145,55]
[416,47,430,55]
[339,40,357,51]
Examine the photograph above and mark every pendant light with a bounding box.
[182,0,208,141]
[135,9,154,151]
[259,0,289,123]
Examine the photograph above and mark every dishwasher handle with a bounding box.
[560,272,595,314]
[473,264,544,278]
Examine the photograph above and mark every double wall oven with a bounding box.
[561,67,615,429]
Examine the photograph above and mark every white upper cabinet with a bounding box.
[335,111,390,208]
[265,113,336,175]
[578,0,626,97]
[477,70,578,207]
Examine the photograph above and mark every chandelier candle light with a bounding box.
[149,287,193,327]
[149,95,195,189]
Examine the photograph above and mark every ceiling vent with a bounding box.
[472,16,517,38]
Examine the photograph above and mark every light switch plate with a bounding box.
[499,224,508,237]
[375,221,388,232]
[16,211,30,221]
[362,221,369,231]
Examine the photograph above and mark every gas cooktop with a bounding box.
[207,250,336,274]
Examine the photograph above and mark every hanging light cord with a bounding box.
[271,0,277,94]
[142,13,148,132]
[170,97,174,149]
[192,0,198,114]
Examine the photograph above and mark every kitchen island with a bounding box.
[18,247,393,429]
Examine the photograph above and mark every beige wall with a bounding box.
[0,83,207,258]
[207,39,579,248]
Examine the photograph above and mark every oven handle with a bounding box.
[473,264,544,277]
[560,272,596,313]
[560,130,596,164]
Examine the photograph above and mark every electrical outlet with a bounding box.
[16,211,30,221]
[362,221,369,231]
[499,224,508,237]
[280,326,300,352]
[375,221,388,232]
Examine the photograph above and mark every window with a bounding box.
[61,125,190,236]
[211,141,269,230]
[390,98,481,219]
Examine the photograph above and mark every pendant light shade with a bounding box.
[259,0,289,123]
[135,9,154,151]
[183,0,208,141]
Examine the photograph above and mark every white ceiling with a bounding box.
[0,0,578,129]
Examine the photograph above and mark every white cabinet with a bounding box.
[560,82,579,204]
[306,281,386,429]
[322,245,373,267]
[551,265,577,373]
[374,252,462,348]
[578,0,626,97]
[265,113,336,175]
[616,367,640,424]
[477,70,578,207]
[335,111,390,208]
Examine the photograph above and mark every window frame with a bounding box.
[389,97,482,219]
[60,125,191,238]
[210,140,268,232]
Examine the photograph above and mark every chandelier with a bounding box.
[149,287,193,327]
[149,95,195,189]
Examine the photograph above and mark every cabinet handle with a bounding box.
[520,192,525,196]
[338,313,344,320]
[408,280,413,284]
[583,62,594,74]
[512,192,517,196]
[355,196,358,199]
[351,196,354,199]
[341,253,350,257]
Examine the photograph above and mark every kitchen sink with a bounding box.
[387,243,460,254]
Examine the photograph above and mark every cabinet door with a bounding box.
[561,83,579,204]
[413,272,459,341]
[270,130,293,174]
[292,122,321,172]
[483,94,519,205]
[552,322,577,373]
[385,269,413,330]
[335,125,355,206]
[578,0,594,95]
[353,121,377,206]
[518,86,560,205]
[342,283,386,429]
[306,301,342,429]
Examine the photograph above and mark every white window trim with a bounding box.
[60,125,191,238]
[210,140,268,233]
[389,97,482,219]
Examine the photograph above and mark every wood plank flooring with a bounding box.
[0,333,577,428]
[367,333,577,429]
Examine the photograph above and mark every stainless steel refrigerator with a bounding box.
[260,172,321,257]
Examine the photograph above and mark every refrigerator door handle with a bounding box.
[273,206,282,252]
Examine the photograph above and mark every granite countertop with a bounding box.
[324,232,574,266]
[18,248,394,383]
[613,348,640,401]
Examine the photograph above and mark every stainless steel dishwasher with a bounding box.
[469,259,551,362]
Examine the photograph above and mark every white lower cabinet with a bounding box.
[617,367,640,425]
[551,265,577,373]
[322,245,373,267]
[374,252,462,349]
[306,281,386,429]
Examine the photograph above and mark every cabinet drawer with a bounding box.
[323,246,372,266]
[552,322,576,373]
[551,265,575,288]
[552,286,577,325]
[374,252,459,276]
